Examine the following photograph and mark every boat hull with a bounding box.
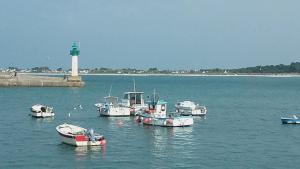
[57,134,104,146]
[99,107,131,117]
[31,112,55,118]
[180,109,207,116]
[143,116,193,127]
[281,118,300,124]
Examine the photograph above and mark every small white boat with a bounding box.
[281,115,300,124]
[143,114,194,127]
[31,104,55,118]
[97,96,131,116]
[56,123,106,146]
[175,101,207,116]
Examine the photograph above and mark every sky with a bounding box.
[0,0,300,70]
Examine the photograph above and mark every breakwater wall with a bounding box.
[0,73,84,87]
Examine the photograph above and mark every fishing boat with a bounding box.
[121,81,147,115]
[143,113,193,127]
[56,123,106,146]
[30,104,55,118]
[97,96,131,116]
[281,115,300,124]
[138,91,193,127]
[175,101,207,116]
[141,99,168,125]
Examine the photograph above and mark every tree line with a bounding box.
[231,62,300,74]
[4,62,300,74]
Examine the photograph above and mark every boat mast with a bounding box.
[133,79,137,105]
[133,79,136,92]
[153,89,156,107]
[108,85,112,97]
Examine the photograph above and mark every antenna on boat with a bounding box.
[153,89,156,105]
[133,79,136,92]
[133,79,137,105]
[109,85,112,97]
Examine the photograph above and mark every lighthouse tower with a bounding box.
[70,42,80,76]
[68,42,82,82]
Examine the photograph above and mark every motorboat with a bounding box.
[97,96,131,116]
[138,91,193,127]
[140,99,168,125]
[143,113,193,127]
[281,115,300,124]
[56,123,106,146]
[30,104,55,118]
[175,101,207,116]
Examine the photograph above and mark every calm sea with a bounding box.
[0,75,300,169]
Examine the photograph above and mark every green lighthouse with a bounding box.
[70,42,79,77]
[70,42,80,56]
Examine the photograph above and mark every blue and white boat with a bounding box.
[142,113,193,127]
[138,91,193,127]
[281,115,300,124]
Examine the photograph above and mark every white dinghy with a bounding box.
[56,123,106,146]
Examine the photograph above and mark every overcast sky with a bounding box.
[0,0,299,70]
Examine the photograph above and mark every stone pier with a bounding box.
[0,73,84,87]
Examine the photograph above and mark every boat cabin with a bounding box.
[104,96,119,107]
[146,99,167,117]
[122,92,145,107]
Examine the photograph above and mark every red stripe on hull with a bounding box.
[75,135,88,141]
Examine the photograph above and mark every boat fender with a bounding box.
[100,139,106,145]
[167,119,173,125]
[100,137,106,145]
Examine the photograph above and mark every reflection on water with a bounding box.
[151,126,193,141]
[102,116,132,122]
[32,117,55,123]
[57,143,106,162]
[74,145,106,161]
[192,115,206,122]
[100,116,133,128]
[143,125,194,159]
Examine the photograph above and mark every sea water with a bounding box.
[0,75,300,169]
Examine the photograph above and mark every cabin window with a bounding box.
[129,93,142,105]
[136,94,141,104]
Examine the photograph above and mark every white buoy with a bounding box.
[68,113,71,117]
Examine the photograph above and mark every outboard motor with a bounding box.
[87,128,96,142]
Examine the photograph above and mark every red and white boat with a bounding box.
[56,123,106,146]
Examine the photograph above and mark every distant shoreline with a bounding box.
[19,72,300,78]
